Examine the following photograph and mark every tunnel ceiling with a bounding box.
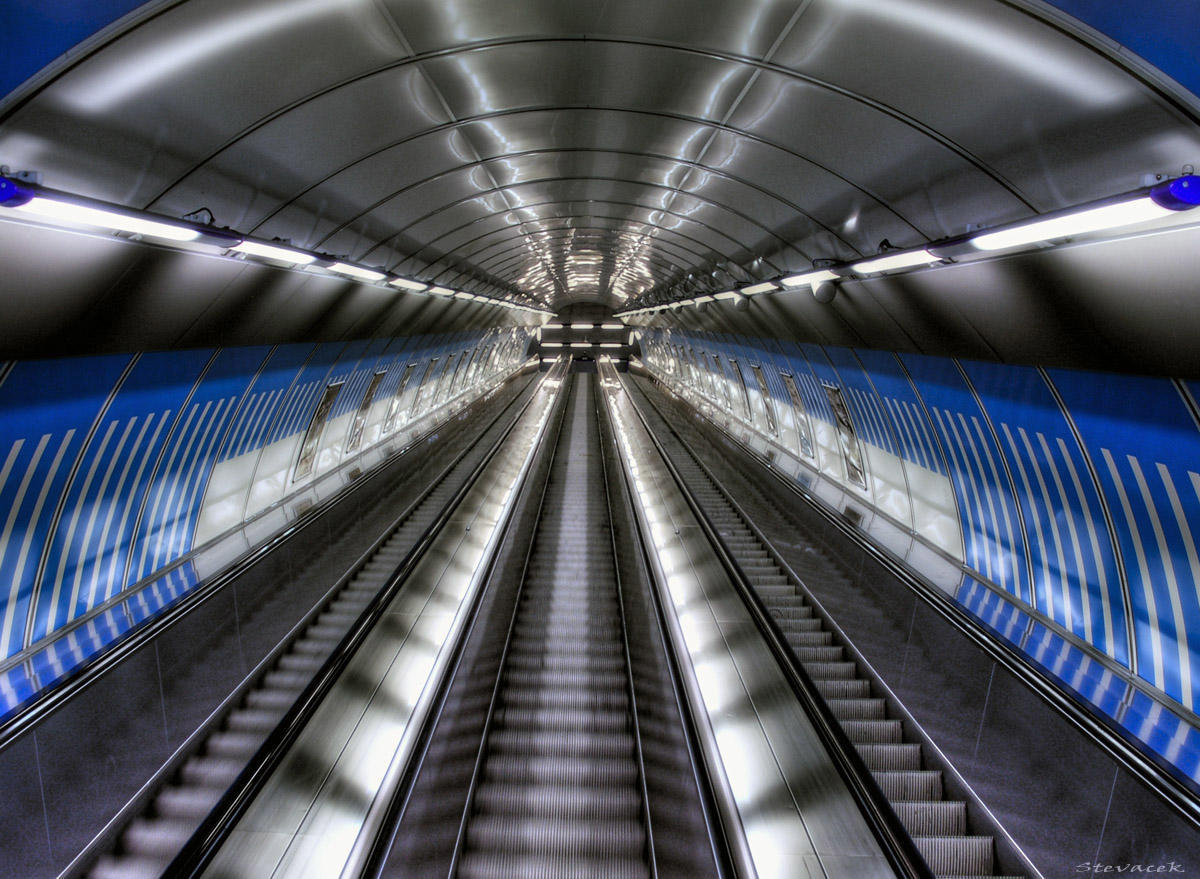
[1,0,1199,317]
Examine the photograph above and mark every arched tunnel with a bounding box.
[1,2,1199,877]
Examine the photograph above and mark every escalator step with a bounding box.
[457,851,649,879]
[205,730,265,758]
[90,853,169,879]
[826,697,886,720]
[857,742,923,770]
[802,660,857,679]
[893,800,967,836]
[121,817,196,858]
[465,816,645,858]
[488,729,634,758]
[153,785,223,820]
[841,719,904,743]
[495,706,628,732]
[914,834,994,876]
[473,783,641,819]
[874,770,944,800]
[813,678,870,698]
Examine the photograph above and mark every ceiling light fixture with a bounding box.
[232,240,317,265]
[328,262,386,282]
[389,277,428,292]
[741,281,778,295]
[972,175,1200,251]
[781,269,839,288]
[0,176,201,242]
[852,249,940,274]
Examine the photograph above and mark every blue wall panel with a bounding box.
[1048,369,1200,711]
[901,353,1032,604]
[0,354,132,658]
[29,348,214,645]
[961,360,1128,664]
[0,328,530,721]
[126,347,269,586]
[853,348,948,476]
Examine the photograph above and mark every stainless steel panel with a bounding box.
[2,0,1198,314]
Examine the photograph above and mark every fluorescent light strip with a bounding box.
[12,197,200,242]
[741,281,778,295]
[233,240,317,264]
[600,342,622,348]
[852,249,939,274]
[428,286,455,296]
[692,295,714,304]
[972,197,1176,251]
[713,290,740,301]
[389,277,428,292]
[781,269,839,288]
[571,322,593,329]
[542,342,563,348]
[328,262,386,281]
[601,322,624,329]
[570,342,589,348]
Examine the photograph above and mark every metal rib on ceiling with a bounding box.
[2,0,1198,313]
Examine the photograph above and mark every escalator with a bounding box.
[625,375,1025,879]
[79,369,968,879]
[450,374,651,878]
[84,379,539,879]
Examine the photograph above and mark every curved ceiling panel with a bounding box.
[2,0,1198,313]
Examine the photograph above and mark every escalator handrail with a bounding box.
[161,370,554,879]
[617,372,934,879]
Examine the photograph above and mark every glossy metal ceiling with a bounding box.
[2,0,1198,314]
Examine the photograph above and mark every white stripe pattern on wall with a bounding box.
[1020,427,1075,631]
[1102,448,1166,693]
[1057,436,1117,658]
[9,432,76,651]
[1127,455,1193,710]
[86,415,153,616]
[1036,432,1093,645]
[933,409,983,577]
[105,410,170,602]
[1000,423,1052,617]
[968,414,1023,598]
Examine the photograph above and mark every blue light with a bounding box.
[1150,174,1200,210]
[0,176,35,207]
